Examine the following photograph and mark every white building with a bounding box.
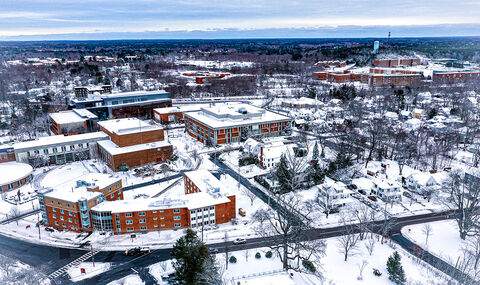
[11,132,108,166]
[405,172,441,194]
[316,177,354,209]
[371,177,402,202]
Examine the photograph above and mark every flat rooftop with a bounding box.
[43,173,122,203]
[186,103,290,129]
[49,109,98,125]
[153,104,210,115]
[98,118,163,135]
[12,132,109,151]
[0,162,33,185]
[97,139,171,155]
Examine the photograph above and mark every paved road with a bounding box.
[391,232,477,285]
[210,155,307,226]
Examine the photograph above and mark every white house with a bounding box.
[371,177,402,202]
[316,177,354,210]
[405,172,439,193]
[243,138,262,157]
[258,141,295,171]
[351,177,375,195]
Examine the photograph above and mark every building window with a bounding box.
[60,209,64,214]
[139,219,146,224]
[127,227,134,232]
[173,209,180,213]
[60,216,64,221]
[126,220,133,225]
[139,212,146,216]
[125,213,132,217]
[174,223,181,228]
[174,216,181,220]
[140,226,147,231]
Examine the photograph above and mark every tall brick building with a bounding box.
[38,173,123,232]
[97,118,173,171]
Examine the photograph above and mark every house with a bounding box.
[371,177,402,202]
[405,172,440,195]
[243,138,263,157]
[315,177,354,209]
[351,177,375,195]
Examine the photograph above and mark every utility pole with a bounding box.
[37,213,41,240]
[224,232,229,270]
[91,244,95,267]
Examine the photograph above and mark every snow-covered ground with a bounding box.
[146,234,450,285]
[68,262,111,282]
[402,220,467,267]
[107,274,145,285]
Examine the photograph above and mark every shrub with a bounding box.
[265,251,273,258]
[302,260,316,273]
[255,252,261,259]
[229,256,237,263]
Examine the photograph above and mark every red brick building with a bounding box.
[153,105,208,124]
[372,58,421,68]
[49,109,98,135]
[38,173,123,232]
[432,71,480,83]
[185,104,291,145]
[90,170,236,234]
[97,118,173,171]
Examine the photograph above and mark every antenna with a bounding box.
[388,32,391,42]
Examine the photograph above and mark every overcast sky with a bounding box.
[1,0,479,39]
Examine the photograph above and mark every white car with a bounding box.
[232,238,247,245]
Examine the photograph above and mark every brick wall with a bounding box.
[215,195,236,224]
[109,145,173,171]
[113,207,190,234]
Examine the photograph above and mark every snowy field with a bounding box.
[402,220,468,268]
[144,234,450,285]
[107,274,145,285]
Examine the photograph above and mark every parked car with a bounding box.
[233,238,247,245]
[373,268,382,276]
[209,248,219,254]
[358,189,366,195]
[403,191,413,198]
[367,195,378,202]
[238,208,246,217]
[45,227,54,232]
[125,247,142,256]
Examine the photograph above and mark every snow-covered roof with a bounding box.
[97,139,171,155]
[185,103,290,129]
[0,162,33,185]
[153,104,209,114]
[43,173,121,203]
[408,172,438,186]
[12,132,109,152]
[98,118,163,135]
[91,197,186,213]
[49,109,97,125]
[351,177,375,190]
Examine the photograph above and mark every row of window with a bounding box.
[124,222,181,232]
[31,143,89,156]
[123,208,180,218]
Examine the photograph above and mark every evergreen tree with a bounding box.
[172,229,220,285]
[386,251,406,284]
[275,154,293,194]
[312,142,319,162]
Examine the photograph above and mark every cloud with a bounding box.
[0,0,478,38]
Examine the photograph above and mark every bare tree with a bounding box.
[422,224,433,247]
[365,237,376,256]
[253,196,325,272]
[357,260,368,280]
[443,170,480,240]
[337,214,361,261]
[242,187,257,206]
